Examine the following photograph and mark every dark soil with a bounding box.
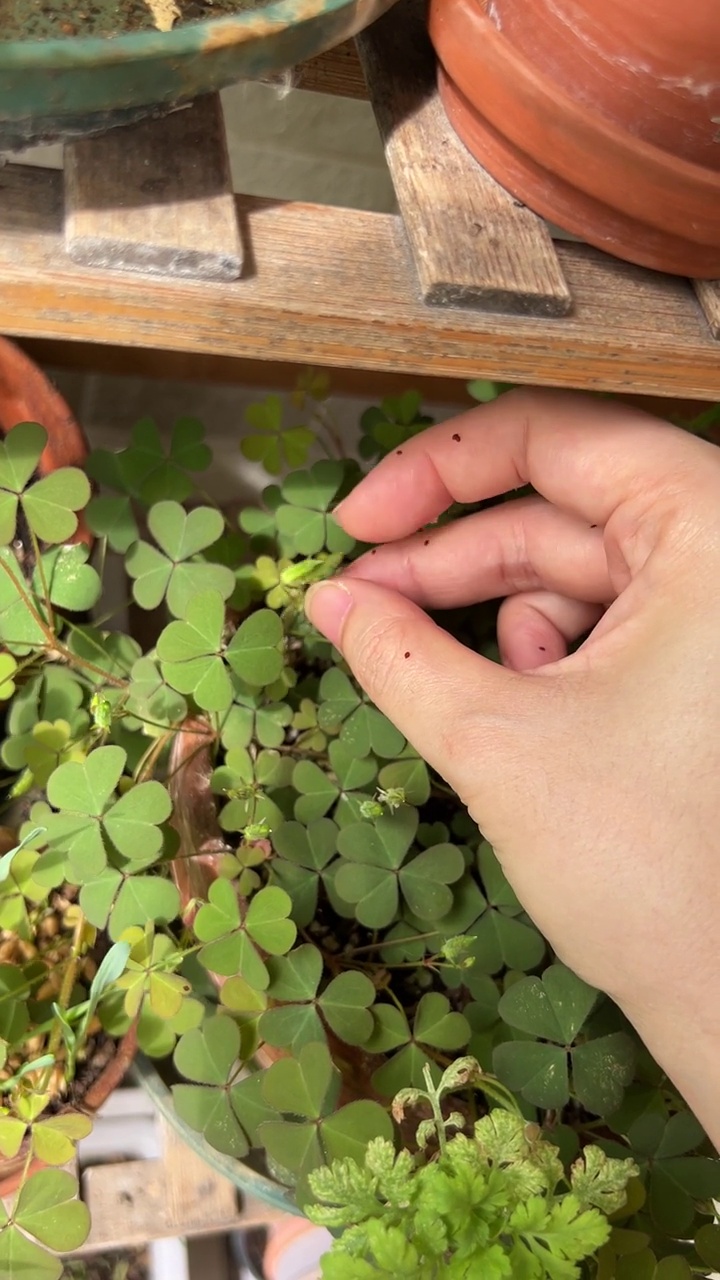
[0,0,268,42]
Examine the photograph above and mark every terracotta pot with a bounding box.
[0,335,91,544]
[0,1023,138,1200]
[428,0,720,276]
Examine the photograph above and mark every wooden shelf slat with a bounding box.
[64,95,242,282]
[357,2,571,316]
[0,164,717,399]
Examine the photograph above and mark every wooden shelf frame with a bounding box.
[0,3,719,400]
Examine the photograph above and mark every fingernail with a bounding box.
[305,580,353,648]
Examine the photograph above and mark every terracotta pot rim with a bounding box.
[438,69,720,277]
[429,0,720,245]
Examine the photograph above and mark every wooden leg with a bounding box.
[64,95,243,283]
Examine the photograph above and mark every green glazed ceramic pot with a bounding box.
[0,0,398,149]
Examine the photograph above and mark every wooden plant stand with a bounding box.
[1,0,719,399]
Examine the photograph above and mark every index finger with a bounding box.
[336,389,715,543]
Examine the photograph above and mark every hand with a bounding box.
[305,389,720,1142]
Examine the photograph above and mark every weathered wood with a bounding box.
[63,95,242,282]
[356,0,571,316]
[263,39,368,99]
[1,164,719,399]
[72,1119,285,1254]
[693,279,720,339]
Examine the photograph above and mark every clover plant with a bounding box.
[0,376,716,1278]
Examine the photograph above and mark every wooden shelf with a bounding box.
[0,0,718,400]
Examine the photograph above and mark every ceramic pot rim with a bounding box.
[429,0,720,246]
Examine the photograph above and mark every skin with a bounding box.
[305,389,720,1147]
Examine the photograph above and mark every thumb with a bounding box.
[304,577,544,814]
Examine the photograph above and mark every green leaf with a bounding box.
[365,1005,411,1054]
[0,651,17,699]
[226,609,284,688]
[265,944,323,1002]
[174,1014,241,1085]
[47,744,125,817]
[14,1168,90,1251]
[0,1116,27,1158]
[31,1114,92,1166]
[37,545,101,612]
[194,876,241,941]
[172,1083,249,1159]
[0,549,49,653]
[572,1034,636,1115]
[493,1040,570,1110]
[86,494,139,552]
[499,965,596,1043]
[378,754,430,806]
[157,591,232,712]
[319,971,376,1046]
[245,886,297,955]
[22,469,91,545]
[126,502,234,616]
[0,1225,64,1280]
[108,876,181,940]
[696,1224,720,1270]
[293,761,340,824]
[0,421,46,494]
[413,992,470,1051]
[262,1041,340,1119]
[260,1001,325,1053]
[103,780,172,858]
[399,844,465,920]
[321,1100,394,1167]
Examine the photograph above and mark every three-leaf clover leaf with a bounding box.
[0,1168,90,1280]
[603,1111,720,1238]
[115,925,191,1019]
[259,1042,393,1205]
[317,668,405,759]
[240,394,316,475]
[0,422,90,546]
[41,744,171,883]
[293,740,377,827]
[88,417,211,506]
[0,548,49,654]
[173,1013,277,1157]
[221,686,292,750]
[126,502,235,616]
[493,964,636,1114]
[367,993,471,1097]
[273,462,355,557]
[194,880,296,985]
[211,746,291,833]
[334,807,465,928]
[467,842,546,974]
[37,545,102,612]
[258,943,376,1052]
[359,392,433,460]
[80,867,181,941]
[270,818,338,927]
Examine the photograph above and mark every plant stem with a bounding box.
[43,910,87,1086]
[310,402,344,461]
